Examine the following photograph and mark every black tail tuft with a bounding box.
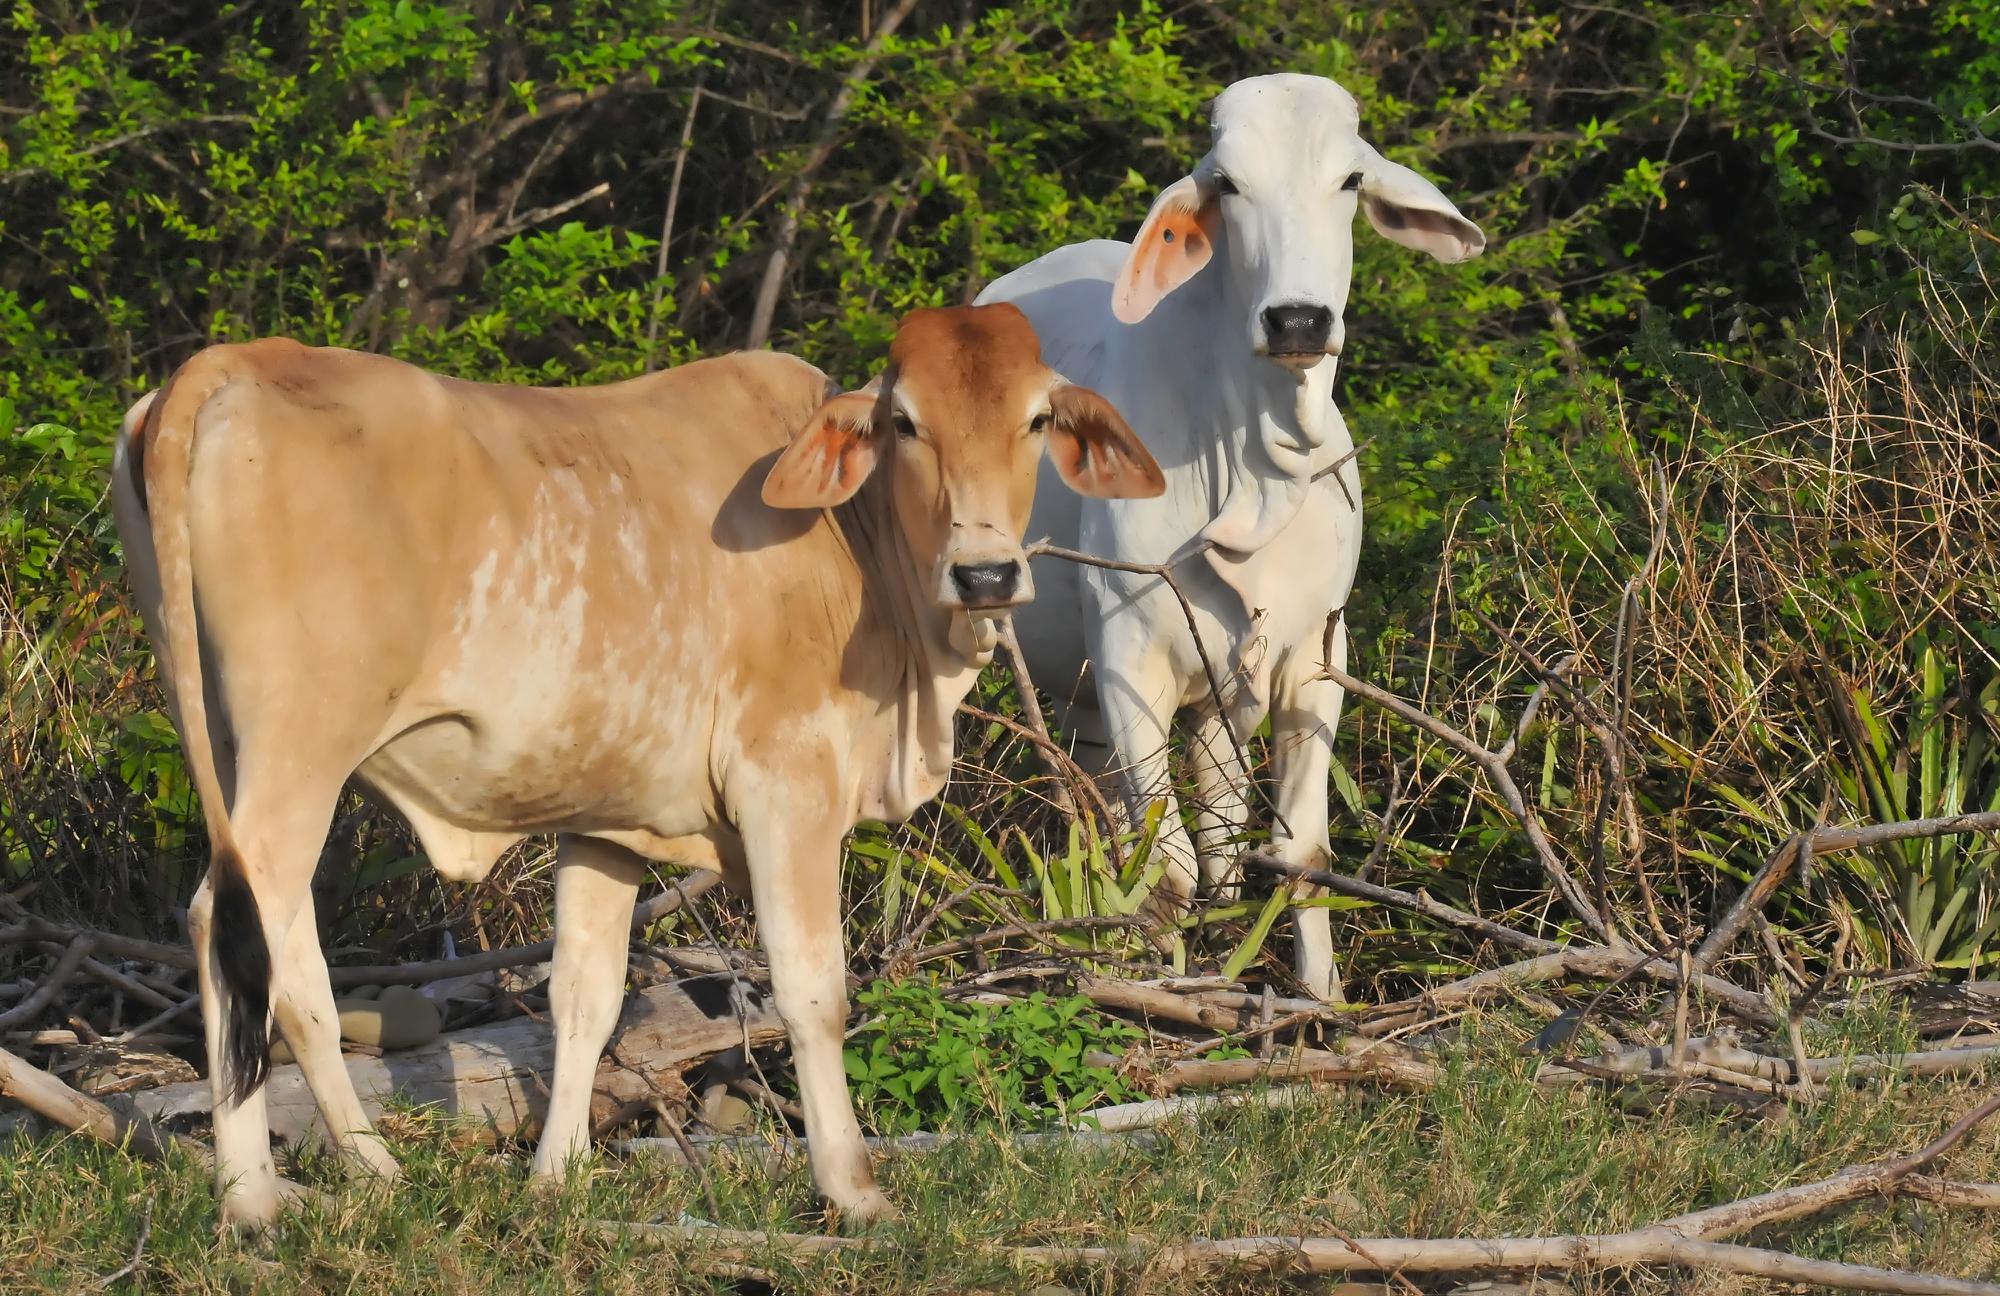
[210,848,271,1105]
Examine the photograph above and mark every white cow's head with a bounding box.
[1112,74,1485,371]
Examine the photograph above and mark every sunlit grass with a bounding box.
[2,1010,1994,1293]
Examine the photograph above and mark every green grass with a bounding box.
[2,1011,1996,1293]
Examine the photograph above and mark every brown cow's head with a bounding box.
[761,303,1163,617]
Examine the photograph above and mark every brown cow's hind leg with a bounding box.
[531,834,643,1179]
[201,767,350,1230]
[272,891,400,1182]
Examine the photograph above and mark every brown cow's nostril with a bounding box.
[950,561,1020,607]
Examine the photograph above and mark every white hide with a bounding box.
[979,74,1486,1000]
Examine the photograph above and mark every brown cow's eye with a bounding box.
[1029,413,1052,435]
[892,412,916,440]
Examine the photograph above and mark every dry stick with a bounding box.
[0,936,95,1031]
[67,952,179,1012]
[1902,1177,2000,1209]
[1597,462,1670,935]
[327,872,721,987]
[1694,812,2000,972]
[1543,1038,2000,1089]
[905,916,1148,966]
[742,0,923,350]
[1664,1088,2000,1239]
[1337,936,1778,1032]
[958,704,1124,876]
[992,618,1079,822]
[592,1228,2000,1293]
[111,994,201,1046]
[1313,651,1615,944]
[653,1098,724,1224]
[1243,853,1560,957]
[1693,833,1804,973]
[642,27,710,371]
[1141,1050,1443,1095]
[85,1200,153,1293]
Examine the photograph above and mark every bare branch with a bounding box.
[1313,632,1617,943]
[744,0,924,349]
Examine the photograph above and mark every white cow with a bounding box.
[978,74,1485,999]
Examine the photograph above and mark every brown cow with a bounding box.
[109,305,1163,1231]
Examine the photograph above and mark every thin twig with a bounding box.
[1312,633,1615,942]
[85,1200,153,1291]
[992,617,1079,822]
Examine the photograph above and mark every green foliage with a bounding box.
[841,979,1144,1134]
[3,0,1998,974]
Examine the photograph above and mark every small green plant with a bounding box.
[1824,644,2000,971]
[840,979,1146,1135]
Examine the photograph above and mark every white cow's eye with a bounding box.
[1341,171,1363,192]
[1212,173,1239,196]
[892,412,916,439]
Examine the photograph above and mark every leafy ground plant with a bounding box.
[839,979,1146,1134]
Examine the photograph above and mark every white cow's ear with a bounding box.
[1357,147,1486,264]
[762,390,883,509]
[1111,174,1220,325]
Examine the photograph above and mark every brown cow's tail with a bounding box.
[140,355,272,1105]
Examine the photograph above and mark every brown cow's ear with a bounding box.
[1111,174,1219,325]
[762,392,884,509]
[1046,383,1165,500]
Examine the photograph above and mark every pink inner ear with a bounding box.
[1115,190,1216,324]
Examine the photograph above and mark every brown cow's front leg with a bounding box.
[532,834,643,1179]
[742,808,892,1223]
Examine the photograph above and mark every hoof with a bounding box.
[831,1187,900,1228]
[217,1183,284,1237]
[341,1135,403,1185]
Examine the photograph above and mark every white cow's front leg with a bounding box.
[531,834,643,1179]
[1092,638,1200,907]
[1187,708,1254,895]
[1270,621,1350,1003]
[740,801,890,1222]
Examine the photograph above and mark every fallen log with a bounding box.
[1354,945,1778,1033]
[1086,1046,1442,1095]
[1,1043,186,1162]
[1146,1050,1442,1095]
[130,977,781,1146]
[1540,1035,2000,1088]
